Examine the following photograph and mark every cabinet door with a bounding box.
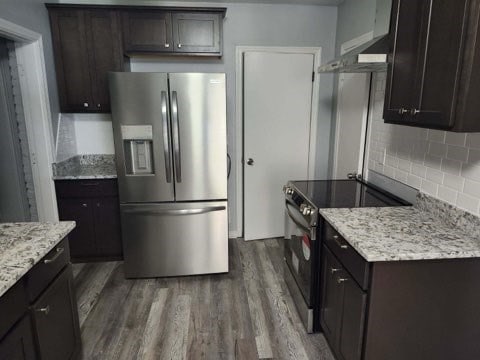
[338,276,367,360]
[0,315,36,360]
[85,10,124,112]
[57,198,97,260]
[31,266,80,360]
[416,0,468,129]
[93,197,123,258]
[172,12,222,54]
[320,246,344,347]
[122,10,173,53]
[384,0,431,123]
[49,9,93,112]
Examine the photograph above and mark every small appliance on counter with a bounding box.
[109,72,228,278]
[283,179,410,333]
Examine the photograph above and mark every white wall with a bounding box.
[56,1,338,235]
[366,73,480,216]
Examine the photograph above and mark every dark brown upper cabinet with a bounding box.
[48,6,125,113]
[122,10,173,53]
[172,12,222,54]
[122,9,224,56]
[384,0,480,132]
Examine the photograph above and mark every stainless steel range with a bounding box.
[109,72,228,278]
[283,179,410,333]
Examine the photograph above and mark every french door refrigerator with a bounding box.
[109,72,228,278]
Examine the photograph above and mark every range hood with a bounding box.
[318,0,392,73]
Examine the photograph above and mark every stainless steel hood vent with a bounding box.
[319,0,392,73]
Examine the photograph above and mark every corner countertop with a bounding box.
[319,206,480,262]
[0,222,76,298]
[52,154,117,180]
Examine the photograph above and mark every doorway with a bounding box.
[236,47,321,241]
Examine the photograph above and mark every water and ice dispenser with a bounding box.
[121,125,154,175]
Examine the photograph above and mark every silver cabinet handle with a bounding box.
[337,278,348,284]
[165,43,170,48]
[82,203,88,208]
[36,305,50,315]
[123,206,226,216]
[410,108,420,115]
[44,247,65,264]
[333,235,348,249]
[161,91,172,183]
[171,91,181,183]
[178,43,182,48]
[330,267,341,275]
[398,108,408,114]
[83,102,89,108]
[97,104,101,108]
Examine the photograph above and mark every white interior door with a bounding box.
[333,73,370,179]
[243,51,314,241]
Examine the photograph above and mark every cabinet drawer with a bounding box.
[324,222,370,290]
[25,239,70,302]
[0,282,28,341]
[55,179,118,198]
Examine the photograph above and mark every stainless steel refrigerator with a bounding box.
[109,72,228,278]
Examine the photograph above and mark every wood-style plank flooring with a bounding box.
[73,238,335,360]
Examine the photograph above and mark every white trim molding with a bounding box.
[0,18,59,221]
[235,45,321,239]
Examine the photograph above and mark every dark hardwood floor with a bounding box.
[73,238,334,359]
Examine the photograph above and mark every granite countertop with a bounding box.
[0,222,76,298]
[53,154,117,180]
[320,194,480,262]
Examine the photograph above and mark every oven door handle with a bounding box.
[286,204,314,239]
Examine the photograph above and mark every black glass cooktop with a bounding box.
[291,179,410,209]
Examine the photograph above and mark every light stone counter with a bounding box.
[0,222,75,298]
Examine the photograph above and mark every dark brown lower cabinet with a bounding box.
[55,179,122,262]
[321,245,366,360]
[0,315,36,360]
[0,237,81,360]
[31,266,80,360]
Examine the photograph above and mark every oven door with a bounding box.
[284,200,317,307]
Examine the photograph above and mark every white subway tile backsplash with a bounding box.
[441,158,462,176]
[443,174,465,191]
[425,167,444,184]
[446,145,469,162]
[468,148,480,165]
[438,186,458,204]
[445,132,466,146]
[466,133,480,149]
[365,74,480,215]
[428,142,447,157]
[464,179,480,198]
[461,163,480,182]
[421,179,438,196]
[456,193,480,214]
[427,129,446,143]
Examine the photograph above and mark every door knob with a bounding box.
[247,158,254,166]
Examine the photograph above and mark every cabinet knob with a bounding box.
[83,102,89,108]
[36,305,50,315]
[165,43,170,48]
[330,267,341,275]
[398,108,408,115]
[337,278,348,284]
[97,104,101,108]
[410,108,420,115]
[82,203,88,208]
[178,43,182,48]
[96,203,100,207]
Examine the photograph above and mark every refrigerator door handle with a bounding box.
[123,206,226,216]
[171,91,182,183]
[161,91,172,183]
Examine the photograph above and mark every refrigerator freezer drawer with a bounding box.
[120,201,228,278]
